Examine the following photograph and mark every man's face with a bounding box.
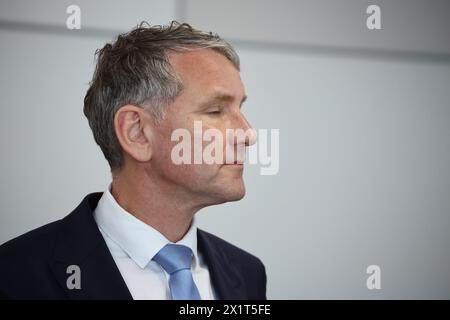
[149,49,254,206]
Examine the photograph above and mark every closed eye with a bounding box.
[206,107,222,115]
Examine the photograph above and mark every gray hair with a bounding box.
[83,21,240,174]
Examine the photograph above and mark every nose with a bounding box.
[236,112,257,147]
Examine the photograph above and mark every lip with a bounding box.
[226,160,245,165]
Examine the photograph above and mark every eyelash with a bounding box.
[207,108,222,115]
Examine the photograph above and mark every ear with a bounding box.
[114,105,154,164]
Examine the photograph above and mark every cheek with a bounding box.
[153,115,230,178]
[152,128,220,183]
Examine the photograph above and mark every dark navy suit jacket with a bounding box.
[0,192,266,300]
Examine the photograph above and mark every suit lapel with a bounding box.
[197,229,246,299]
[49,193,132,300]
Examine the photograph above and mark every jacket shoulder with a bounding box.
[0,220,64,299]
[0,219,61,260]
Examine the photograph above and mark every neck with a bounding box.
[110,168,201,243]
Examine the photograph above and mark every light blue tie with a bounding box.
[152,244,201,300]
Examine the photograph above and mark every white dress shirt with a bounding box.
[93,183,216,300]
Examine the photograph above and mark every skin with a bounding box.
[111,48,256,242]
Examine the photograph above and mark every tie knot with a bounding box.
[152,244,193,274]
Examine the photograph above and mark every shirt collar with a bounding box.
[93,183,199,270]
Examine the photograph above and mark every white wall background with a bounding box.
[1,0,449,299]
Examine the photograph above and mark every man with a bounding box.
[0,21,266,300]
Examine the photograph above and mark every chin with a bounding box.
[193,166,248,204]
[200,179,245,205]
[218,181,246,202]
[225,190,245,202]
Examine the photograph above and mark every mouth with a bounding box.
[223,162,244,168]
[224,159,244,165]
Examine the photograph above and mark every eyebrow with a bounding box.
[203,92,248,108]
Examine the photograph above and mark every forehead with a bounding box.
[168,49,244,98]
